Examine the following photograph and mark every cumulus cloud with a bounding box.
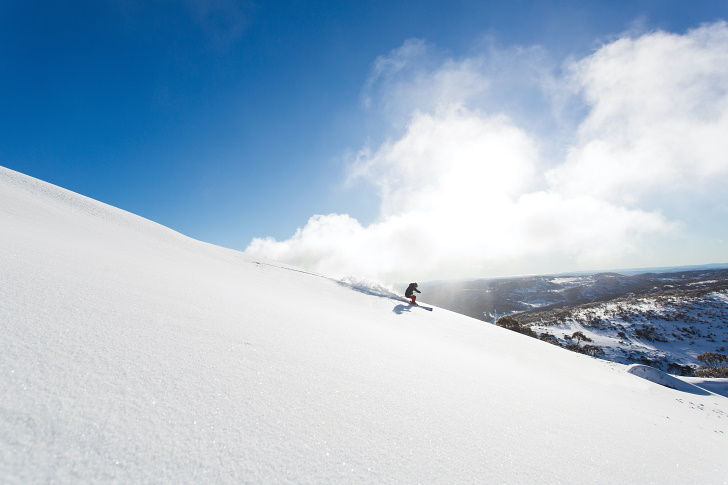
[551,23,728,203]
[247,22,728,283]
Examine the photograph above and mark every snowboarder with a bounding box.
[405,282,421,305]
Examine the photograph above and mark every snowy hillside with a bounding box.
[521,287,728,374]
[425,271,728,375]
[1,166,727,484]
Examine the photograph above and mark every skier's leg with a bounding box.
[410,295,417,305]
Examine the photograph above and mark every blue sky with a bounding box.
[3,1,728,282]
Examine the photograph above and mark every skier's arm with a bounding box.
[415,288,421,293]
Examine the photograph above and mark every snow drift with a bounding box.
[626,364,712,395]
[1,166,727,483]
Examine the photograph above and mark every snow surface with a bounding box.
[1,165,727,484]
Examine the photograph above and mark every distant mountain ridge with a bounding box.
[423,268,728,372]
[423,267,728,322]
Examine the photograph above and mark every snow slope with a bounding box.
[1,166,727,484]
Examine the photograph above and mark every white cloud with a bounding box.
[349,108,540,216]
[247,23,728,283]
[551,22,728,202]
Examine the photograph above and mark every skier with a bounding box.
[405,282,421,305]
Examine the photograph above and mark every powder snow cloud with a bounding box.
[246,22,728,283]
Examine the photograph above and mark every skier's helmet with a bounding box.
[413,282,418,287]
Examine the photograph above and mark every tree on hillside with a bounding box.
[570,331,592,345]
[561,331,605,358]
[581,345,605,357]
[495,316,521,332]
[697,352,728,369]
[539,333,561,346]
[695,352,728,378]
[495,316,537,338]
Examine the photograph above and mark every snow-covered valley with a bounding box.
[2,166,727,483]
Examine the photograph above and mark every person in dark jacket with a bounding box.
[405,282,421,305]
